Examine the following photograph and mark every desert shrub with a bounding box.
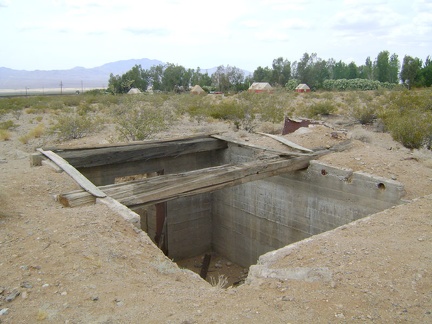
[320,92,335,100]
[47,99,65,110]
[84,89,106,95]
[51,112,96,140]
[12,109,22,120]
[25,108,37,114]
[209,100,256,131]
[0,120,17,130]
[175,94,205,117]
[111,98,172,141]
[305,101,337,118]
[0,129,11,141]
[99,94,121,106]
[259,103,285,124]
[62,95,82,107]
[350,103,377,124]
[379,90,432,149]
[18,134,31,144]
[28,124,45,138]
[343,91,359,106]
[384,110,431,149]
[252,94,287,124]
[358,91,374,102]
[76,102,98,115]
[186,100,209,124]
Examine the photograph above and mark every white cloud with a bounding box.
[255,29,291,42]
[0,0,10,7]
[279,18,311,30]
[262,0,309,11]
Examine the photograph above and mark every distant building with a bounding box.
[127,88,141,94]
[190,85,206,95]
[295,84,311,93]
[248,82,273,93]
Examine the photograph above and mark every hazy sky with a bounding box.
[0,0,431,71]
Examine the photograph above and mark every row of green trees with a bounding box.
[254,51,430,89]
[108,50,432,94]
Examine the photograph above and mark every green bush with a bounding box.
[209,100,256,131]
[379,90,432,149]
[305,101,337,118]
[0,120,17,130]
[51,112,96,140]
[385,111,431,149]
[62,95,82,107]
[111,100,172,141]
[350,104,377,124]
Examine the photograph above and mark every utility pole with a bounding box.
[81,80,83,94]
[60,81,63,95]
[25,87,29,97]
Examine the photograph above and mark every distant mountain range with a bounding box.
[0,58,165,90]
[0,59,242,90]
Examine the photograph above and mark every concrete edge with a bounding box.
[245,193,428,285]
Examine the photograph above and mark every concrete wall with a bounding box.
[80,150,225,186]
[80,141,405,268]
[167,194,212,260]
[211,160,405,267]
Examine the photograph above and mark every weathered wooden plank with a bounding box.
[59,153,323,208]
[256,132,313,153]
[50,137,227,168]
[96,196,140,228]
[57,189,97,207]
[43,133,214,151]
[211,134,308,157]
[38,149,106,198]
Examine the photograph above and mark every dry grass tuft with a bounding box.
[0,129,11,141]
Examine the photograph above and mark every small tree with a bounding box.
[400,55,422,89]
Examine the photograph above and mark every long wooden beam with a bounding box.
[211,134,309,157]
[38,149,106,198]
[50,136,227,168]
[58,153,323,208]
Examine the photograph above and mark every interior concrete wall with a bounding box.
[167,194,212,260]
[211,159,405,268]
[80,141,405,268]
[79,150,226,186]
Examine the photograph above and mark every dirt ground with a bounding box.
[1,109,432,323]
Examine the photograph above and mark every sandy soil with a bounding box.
[1,108,431,323]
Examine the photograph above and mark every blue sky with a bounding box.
[0,0,431,71]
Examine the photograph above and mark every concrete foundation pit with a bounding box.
[36,135,406,286]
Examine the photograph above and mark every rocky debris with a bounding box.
[14,150,28,160]
[5,289,20,302]
[20,281,32,289]
[0,308,9,316]
[282,296,295,302]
